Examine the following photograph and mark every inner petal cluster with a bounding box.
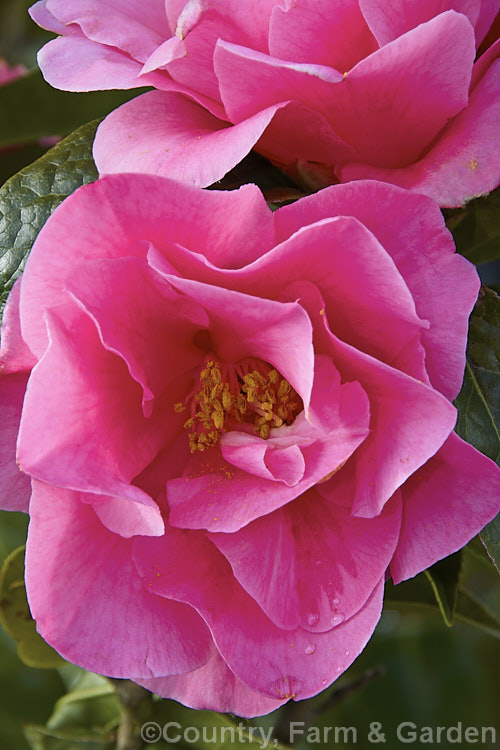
[175,357,302,452]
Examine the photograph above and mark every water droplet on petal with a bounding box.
[331,613,345,626]
[305,644,316,655]
[332,597,340,606]
[344,649,350,656]
[307,612,319,627]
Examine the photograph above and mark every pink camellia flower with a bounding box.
[30,0,500,206]
[1,176,499,715]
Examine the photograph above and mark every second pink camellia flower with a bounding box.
[1,177,499,715]
[30,0,500,206]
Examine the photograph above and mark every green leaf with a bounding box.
[424,552,462,626]
[455,286,500,465]
[480,513,500,574]
[385,574,500,638]
[445,187,500,264]
[0,69,148,148]
[453,286,500,573]
[25,672,119,750]
[0,119,98,318]
[0,546,65,668]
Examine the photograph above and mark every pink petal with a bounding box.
[0,373,31,512]
[65,255,209,413]
[156,276,315,405]
[211,486,401,632]
[260,217,428,367]
[133,525,385,700]
[138,647,286,717]
[19,175,274,357]
[0,280,36,374]
[94,90,284,185]
[340,59,500,207]
[391,433,500,582]
[167,0,281,52]
[147,213,429,374]
[164,7,249,102]
[474,0,500,45]
[29,1,85,36]
[215,12,475,168]
[269,0,377,71]
[26,481,211,677]
[44,0,170,62]
[0,281,36,513]
[17,305,167,501]
[83,493,164,538]
[37,37,146,91]
[359,0,481,46]
[274,181,479,400]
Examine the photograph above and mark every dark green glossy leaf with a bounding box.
[445,187,500,265]
[453,286,500,572]
[0,119,98,318]
[424,553,462,626]
[455,286,500,465]
[0,546,65,668]
[0,69,148,148]
[480,513,500,574]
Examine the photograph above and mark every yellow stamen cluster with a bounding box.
[174,359,301,452]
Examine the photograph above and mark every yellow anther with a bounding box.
[278,379,290,397]
[222,387,232,410]
[259,424,270,439]
[177,359,301,452]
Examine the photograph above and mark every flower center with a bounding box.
[175,357,301,452]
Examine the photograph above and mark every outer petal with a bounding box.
[139,648,286,717]
[210,486,401,632]
[269,0,377,71]
[44,0,170,61]
[133,526,385,701]
[93,90,286,186]
[391,433,500,582]
[20,175,275,357]
[37,37,146,91]
[274,181,480,400]
[29,1,85,36]
[26,481,211,677]
[0,373,31,512]
[339,60,500,207]
[359,0,481,46]
[0,280,36,374]
[0,281,35,513]
[215,13,475,168]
